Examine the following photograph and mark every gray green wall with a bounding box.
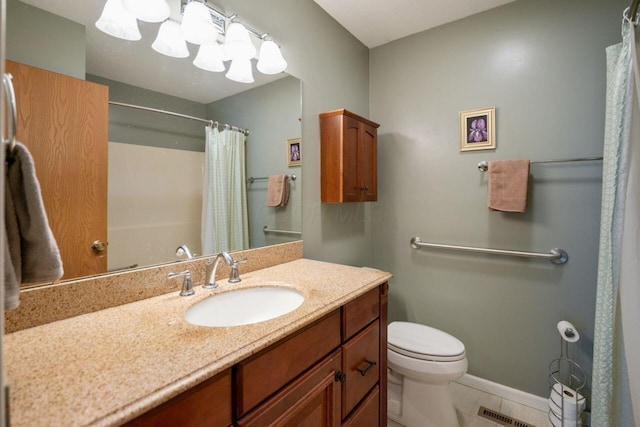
[88,75,207,152]
[6,0,84,79]
[207,76,302,249]
[211,0,372,266]
[369,0,626,397]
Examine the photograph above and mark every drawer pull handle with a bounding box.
[356,360,377,376]
[334,371,347,383]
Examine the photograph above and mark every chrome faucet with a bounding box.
[175,244,195,259]
[203,251,235,289]
[167,270,195,296]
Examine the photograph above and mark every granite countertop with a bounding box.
[4,258,392,427]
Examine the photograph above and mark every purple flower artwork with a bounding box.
[467,116,488,143]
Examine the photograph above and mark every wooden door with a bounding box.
[6,60,108,280]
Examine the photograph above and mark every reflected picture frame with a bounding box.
[459,107,496,152]
[287,137,302,167]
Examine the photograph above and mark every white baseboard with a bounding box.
[454,374,548,412]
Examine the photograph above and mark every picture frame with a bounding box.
[459,107,496,152]
[287,138,302,167]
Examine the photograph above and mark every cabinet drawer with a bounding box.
[342,385,379,427]
[236,350,342,427]
[342,321,380,419]
[235,310,341,417]
[342,288,380,341]
[123,370,231,427]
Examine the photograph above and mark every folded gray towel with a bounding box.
[4,142,63,310]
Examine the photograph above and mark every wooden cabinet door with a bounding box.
[6,60,109,280]
[237,350,342,427]
[342,115,361,202]
[358,122,377,201]
[124,370,232,427]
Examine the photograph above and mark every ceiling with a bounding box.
[313,0,516,48]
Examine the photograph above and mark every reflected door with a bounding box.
[6,60,109,280]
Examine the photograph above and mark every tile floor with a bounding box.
[388,380,549,427]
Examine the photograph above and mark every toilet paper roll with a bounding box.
[549,383,586,419]
[557,320,580,343]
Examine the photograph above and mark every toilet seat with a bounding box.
[388,321,466,362]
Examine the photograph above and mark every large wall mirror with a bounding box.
[7,0,302,285]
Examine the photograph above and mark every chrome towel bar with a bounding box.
[249,174,296,183]
[477,157,602,172]
[410,237,568,265]
[263,226,301,236]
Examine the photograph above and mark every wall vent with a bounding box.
[477,406,534,427]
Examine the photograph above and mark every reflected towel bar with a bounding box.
[477,157,602,172]
[249,174,297,183]
[263,226,301,236]
[410,237,568,265]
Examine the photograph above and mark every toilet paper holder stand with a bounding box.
[548,337,587,426]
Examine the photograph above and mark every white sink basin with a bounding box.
[185,286,304,327]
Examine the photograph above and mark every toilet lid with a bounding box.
[388,321,466,362]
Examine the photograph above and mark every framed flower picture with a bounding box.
[459,107,495,152]
[287,137,301,167]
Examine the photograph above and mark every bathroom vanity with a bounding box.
[4,256,391,427]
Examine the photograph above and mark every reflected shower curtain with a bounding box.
[201,126,249,254]
[592,21,640,426]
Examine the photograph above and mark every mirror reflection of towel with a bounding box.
[4,142,63,310]
[487,159,530,213]
[267,174,290,207]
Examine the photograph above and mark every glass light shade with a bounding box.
[95,0,141,41]
[193,43,225,72]
[225,58,254,83]
[152,20,189,58]
[181,1,218,45]
[257,40,287,74]
[223,23,256,60]
[122,0,170,23]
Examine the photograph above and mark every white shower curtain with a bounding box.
[201,126,249,255]
[592,20,640,427]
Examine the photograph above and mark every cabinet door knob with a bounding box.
[356,360,377,376]
[91,240,107,252]
[334,371,347,383]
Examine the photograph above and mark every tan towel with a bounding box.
[267,175,290,207]
[487,159,530,213]
[4,142,64,310]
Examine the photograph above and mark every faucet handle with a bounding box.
[228,257,247,283]
[167,270,195,296]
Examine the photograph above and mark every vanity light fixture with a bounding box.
[193,42,225,72]
[152,20,190,58]
[95,0,287,82]
[95,0,141,41]
[257,39,288,75]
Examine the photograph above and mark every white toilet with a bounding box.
[387,321,468,427]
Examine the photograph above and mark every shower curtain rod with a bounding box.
[108,101,250,135]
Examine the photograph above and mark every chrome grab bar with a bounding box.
[263,226,301,236]
[2,73,17,155]
[410,237,568,265]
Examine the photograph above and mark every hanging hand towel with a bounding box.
[487,159,530,213]
[267,174,289,207]
[4,142,63,310]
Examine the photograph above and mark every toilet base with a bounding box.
[388,375,460,427]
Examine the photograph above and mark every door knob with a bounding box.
[91,240,107,252]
